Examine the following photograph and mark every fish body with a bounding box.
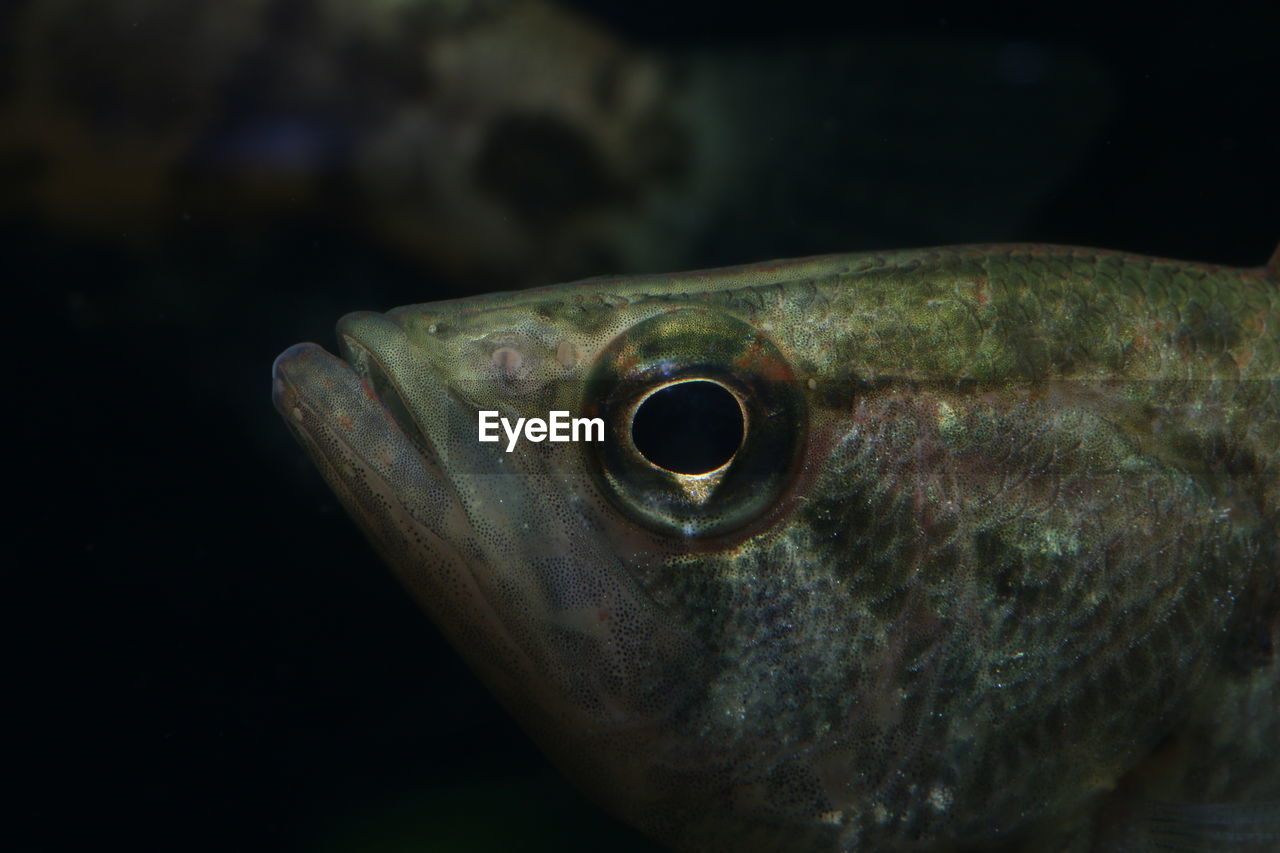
[273,244,1279,851]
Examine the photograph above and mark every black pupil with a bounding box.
[631,380,743,474]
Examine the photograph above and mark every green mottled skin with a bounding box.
[274,244,1279,851]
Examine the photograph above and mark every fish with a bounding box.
[272,243,1280,851]
[1,0,1112,287]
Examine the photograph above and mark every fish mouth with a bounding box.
[270,312,446,493]
[271,328,536,711]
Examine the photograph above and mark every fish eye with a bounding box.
[630,379,745,474]
[584,309,805,538]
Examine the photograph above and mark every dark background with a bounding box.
[10,3,1277,851]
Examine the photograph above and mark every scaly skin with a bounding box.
[273,244,1279,851]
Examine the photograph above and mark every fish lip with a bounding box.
[270,341,314,414]
[271,342,351,433]
[271,339,441,481]
[332,311,436,455]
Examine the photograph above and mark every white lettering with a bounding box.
[479,410,605,450]
[478,410,500,442]
[548,411,570,441]
[502,416,525,452]
[573,416,604,442]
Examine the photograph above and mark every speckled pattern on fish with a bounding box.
[273,243,1279,851]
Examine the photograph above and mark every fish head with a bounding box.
[273,252,1268,850]
[272,274,846,841]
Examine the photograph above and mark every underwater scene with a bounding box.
[8,1,1277,851]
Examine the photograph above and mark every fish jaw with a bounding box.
[270,328,709,813]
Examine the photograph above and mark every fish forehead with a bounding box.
[396,243,1255,309]
[279,243,1278,852]
[387,243,1277,390]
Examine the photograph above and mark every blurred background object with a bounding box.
[6,1,1276,851]
[3,0,1117,292]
